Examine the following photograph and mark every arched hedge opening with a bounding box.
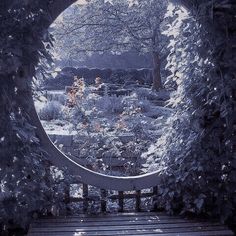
[0,0,235,233]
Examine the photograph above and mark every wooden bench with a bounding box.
[28,212,234,236]
[27,183,234,236]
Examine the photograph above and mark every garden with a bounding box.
[0,0,236,235]
[36,75,172,175]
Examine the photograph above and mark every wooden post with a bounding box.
[118,191,124,212]
[83,184,88,213]
[64,186,70,204]
[152,186,158,211]
[101,189,107,213]
[64,185,71,214]
[135,190,141,212]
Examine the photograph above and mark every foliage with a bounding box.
[42,67,154,90]
[52,0,169,89]
[39,101,64,121]
[54,0,167,55]
[143,2,236,224]
[59,51,152,69]
[0,1,73,233]
[46,92,67,105]
[0,101,70,232]
[59,78,169,175]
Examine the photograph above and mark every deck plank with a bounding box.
[28,212,234,236]
[31,219,206,227]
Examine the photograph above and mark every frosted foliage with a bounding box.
[51,0,168,64]
[39,78,172,176]
[68,85,171,175]
[140,2,236,223]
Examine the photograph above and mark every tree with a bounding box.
[52,0,168,90]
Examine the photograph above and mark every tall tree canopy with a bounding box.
[52,0,168,90]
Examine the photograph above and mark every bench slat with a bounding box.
[28,213,233,236]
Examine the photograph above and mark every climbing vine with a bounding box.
[0,2,71,234]
[144,0,236,225]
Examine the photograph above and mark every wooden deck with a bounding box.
[27,212,234,236]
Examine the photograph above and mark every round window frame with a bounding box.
[24,0,204,191]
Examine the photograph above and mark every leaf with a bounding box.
[194,198,204,210]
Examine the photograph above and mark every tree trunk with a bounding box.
[152,51,162,91]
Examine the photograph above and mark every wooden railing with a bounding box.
[64,182,159,213]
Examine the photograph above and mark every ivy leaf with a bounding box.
[194,198,204,211]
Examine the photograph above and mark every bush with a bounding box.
[39,101,63,121]
[134,87,170,101]
[142,5,236,225]
[0,108,72,233]
[46,92,67,105]
[96,95,124,114]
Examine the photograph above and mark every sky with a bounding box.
[76,0,87,5]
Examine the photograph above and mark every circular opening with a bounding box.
[34,0,193,178]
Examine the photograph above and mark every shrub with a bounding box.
[39,101,63,121]
[96,95,124,114]
[134,87,170,101]
[46,92,67,105]
[0,106,72,233]
[137,99,152,113]
[142,4,236,225]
